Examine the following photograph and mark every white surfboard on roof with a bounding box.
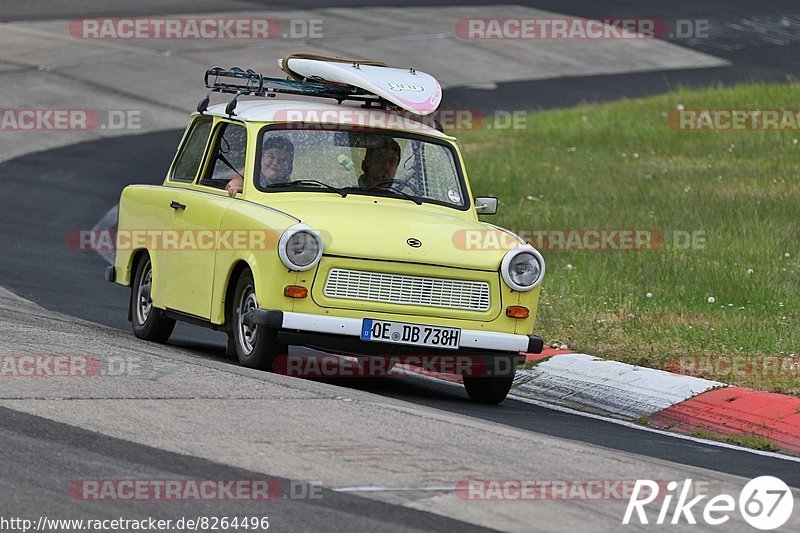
[279,54,442,116]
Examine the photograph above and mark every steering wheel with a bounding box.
[368,178,422,195]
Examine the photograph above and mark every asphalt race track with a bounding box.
[0,408,497,533]
[2,1,800,531]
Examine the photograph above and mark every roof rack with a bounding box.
[199,66,395,116]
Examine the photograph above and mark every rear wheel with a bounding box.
[130,254,175,343]
[232,270,287,370]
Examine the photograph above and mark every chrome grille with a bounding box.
[323,269,491,311]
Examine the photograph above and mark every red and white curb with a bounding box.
[648,387,800,454]
[272,348,800,455]
[511,352,722,419]
[397,348,800,456]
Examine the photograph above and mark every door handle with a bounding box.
[170,201,186,210]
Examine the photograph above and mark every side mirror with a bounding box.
[474,196,498,215]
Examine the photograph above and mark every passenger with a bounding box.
[226,136,294,197]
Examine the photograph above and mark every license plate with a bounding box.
[360,319,461,350]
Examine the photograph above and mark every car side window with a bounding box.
[199,122,248,190]
[170,117,212,182]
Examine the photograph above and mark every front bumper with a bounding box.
[245,309,544,355]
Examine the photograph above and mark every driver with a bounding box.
[358,137,401,189]
[226,136,294,197]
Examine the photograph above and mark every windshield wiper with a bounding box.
[263,179,347,197]
[370,184,423,205]
[340,184,423,205]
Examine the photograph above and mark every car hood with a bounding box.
[263,194,524,271]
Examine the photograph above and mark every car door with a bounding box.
[165,119,248,319]
[159,115,213,317]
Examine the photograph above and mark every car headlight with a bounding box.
[500,246,545,291]
[278,224,323,271]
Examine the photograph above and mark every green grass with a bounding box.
[518,356,552,371]
[691,428,780,452]
[456,82,800,395]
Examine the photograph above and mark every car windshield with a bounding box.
[254,128,467,208]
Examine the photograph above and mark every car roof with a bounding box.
[202,99,454,140]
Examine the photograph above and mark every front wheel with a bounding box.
[130,254,175,343]
[463,375,515,404]
[231,270,287,370]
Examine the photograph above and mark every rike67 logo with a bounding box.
[623,476,794,530]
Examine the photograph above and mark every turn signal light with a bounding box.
[506,306,529,319]
[284,285,308,298]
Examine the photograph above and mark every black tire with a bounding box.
[463,374,515,404]
[130,254,175,343]
[231,270,287,370]
[463,355,516,404]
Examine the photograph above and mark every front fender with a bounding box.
[209,201,302,325]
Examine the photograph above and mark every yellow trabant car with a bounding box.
[108,99,545,403]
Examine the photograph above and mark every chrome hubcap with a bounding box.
[237,284,257,355]
[136,260,153,324]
